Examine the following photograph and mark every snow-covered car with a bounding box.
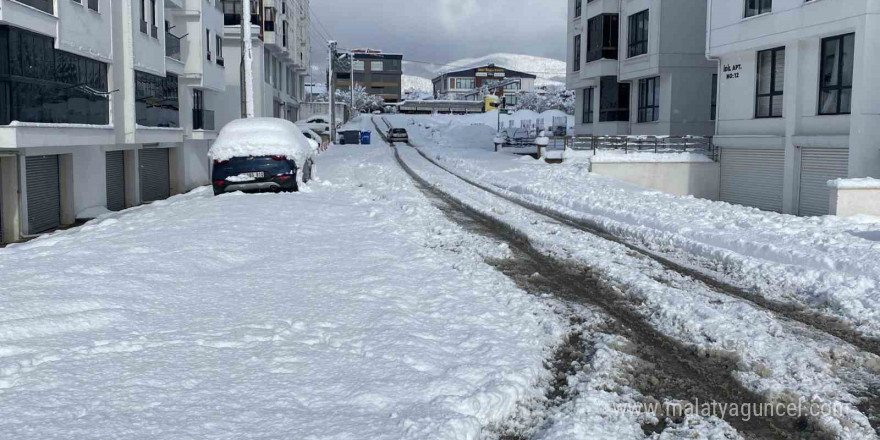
[300,127,323,145]
[388,128,408,143]
[296,115,332,134]
[209,118,317,196]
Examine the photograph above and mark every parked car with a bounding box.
[209,118,317,196]
[300,128,323,144]
[388,127,409,143]
[296,115,332,134]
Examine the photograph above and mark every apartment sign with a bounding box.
[477,67,505,78]
[723,63,742,79]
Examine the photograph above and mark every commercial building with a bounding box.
[216,0,310,124]
[0,0,228,244]
[566,0,716,137]
[333,49,403,104]
[431,64,537,109]
[708,0,880,216]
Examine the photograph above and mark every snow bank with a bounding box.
[209,118,314,165]
[828,177,880,189]
[589,151,715,163]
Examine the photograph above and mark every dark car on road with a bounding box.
[388,128,409,143]
[212,155,313,195]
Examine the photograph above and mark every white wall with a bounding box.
[182,140,211,191]
[71,146,108,217]
[56,0,113,62]
[591,161,721,200]
[131,0,167,76]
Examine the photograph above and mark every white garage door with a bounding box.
[720,148,785,213]
[798,148,849,217]
[139,148,170,203]
[26,155,61,234]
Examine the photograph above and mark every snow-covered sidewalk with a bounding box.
[392,115,880,340]
[0,141,567,438]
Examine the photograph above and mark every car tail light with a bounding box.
[271,155,287,161]
[213,159,229,165]
[276,174,294,182]
[213,180,227,187]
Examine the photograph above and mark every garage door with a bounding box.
[798,148,849,217]
[139,148,170,203]
[106,151,126,211]
[720,148,785,213]
[26,155,61,234]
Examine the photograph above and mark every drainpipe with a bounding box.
[705,0,721,139]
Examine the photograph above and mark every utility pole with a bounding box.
[241,0,255,118]
[350,52,355,114]
[328,40,337,142]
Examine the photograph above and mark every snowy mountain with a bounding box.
[403,53,567,91]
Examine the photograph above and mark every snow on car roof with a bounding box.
[209,118,314,165]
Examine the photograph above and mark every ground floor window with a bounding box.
[135,70,179,128]
[637,77,659,122]
[599,76,630,122]
[582,87,593,124]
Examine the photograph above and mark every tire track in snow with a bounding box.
[371,119,833,439]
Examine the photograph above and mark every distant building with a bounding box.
[334,49,403,103]
[431,64,536,109]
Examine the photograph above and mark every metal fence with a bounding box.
[567,135,717,160]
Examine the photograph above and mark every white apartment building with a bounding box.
[708,0,880,216]
[0,0,224,244]
[567,0,716,136]
[216,0,310,127]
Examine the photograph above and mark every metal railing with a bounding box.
[13,0,53,14]
[193,109,215,131]
[568,135,717,160]
[165,33,181,61]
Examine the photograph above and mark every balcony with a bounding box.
[13,0,53,14]
[165,33,181,60]
[193,109,215,131]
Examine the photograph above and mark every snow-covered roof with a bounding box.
[209,118,314,165]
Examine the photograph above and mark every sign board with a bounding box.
[476,72,489,77]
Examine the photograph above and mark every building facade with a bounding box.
[708,0,880,216]
[216,0,310,126]
[431,64,537,109]
[566,0,716,137]
[0,0,227,244]
[334,50,403,104]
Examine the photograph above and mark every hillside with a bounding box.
[403,53,567,91]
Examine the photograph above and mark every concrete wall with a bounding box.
[57,0,113,63]
[591,161,721,200]
[830,187,880,218]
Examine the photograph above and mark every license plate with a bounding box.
[243,171,264,178]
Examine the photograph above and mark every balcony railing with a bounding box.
[193,109,215,131]
[13,0,53,14]
[165,33,182,60]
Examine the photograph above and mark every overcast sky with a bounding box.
[308,0,567,70]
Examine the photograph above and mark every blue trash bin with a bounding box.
[361,131,371,145]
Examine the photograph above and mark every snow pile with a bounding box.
[828,177,880,189]
[209,118,314,165]
[0,117,567,439]
[589,151,715,163]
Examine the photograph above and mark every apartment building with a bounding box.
[0,0,223,244]
[431,64,537,109]
[216,0,310,126]
[333,49,403,104]
[567,0,716,137]
[708,0,880,216]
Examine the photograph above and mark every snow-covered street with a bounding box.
[1,115,878,439]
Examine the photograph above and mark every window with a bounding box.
[135,70,179,127]
[264,49,271,83]
[371,61,384,72]
[819,33,854,115]
[216,35,224,65]
[574,0,582,18]
[587,14,618,62]
[573,35,581,71]
[140,0,148,33]
[72,0,82,5]
[206,29,211,61]
[150,0,158,37]
[353,60,364,71]
[599,76,630,122]
[453,78,474,89]
[637,77,659,122]
[88,0,98,12]
[755,47,784,118]
[744,0,772,18]
[582,87,594,124]
[0,26,110,126]
[264,7,276,32]
[711,74,718,121]
[628,10,649,58]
